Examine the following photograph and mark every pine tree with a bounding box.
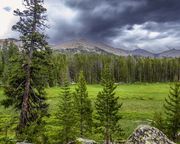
[1,42,20,85]
[1,40,9,85]
[0,50,2,83]
[152,112,165,133]
[56,75,77,144]
[1,0,51,141]
[95,65,123,144]
[164,83,180,141]
[74,71,93,137]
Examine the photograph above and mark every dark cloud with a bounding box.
[3,6,11,12]
[46,0,180,51]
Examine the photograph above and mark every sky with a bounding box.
[0,0,180,52]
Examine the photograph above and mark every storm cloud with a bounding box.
[1,0,180,52]
[45,0,180,52]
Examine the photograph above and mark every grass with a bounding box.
[45,83,170,139]
[0,83,171,141]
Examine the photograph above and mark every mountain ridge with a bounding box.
[53,39,180,58]
[0,38,179,57]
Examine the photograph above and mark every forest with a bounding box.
[0,43,180,86]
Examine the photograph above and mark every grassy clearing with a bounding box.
[45,83,170,138]
[0,83,170,140]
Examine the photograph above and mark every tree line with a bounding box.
[1,48,180,86]
[49,53,180,85]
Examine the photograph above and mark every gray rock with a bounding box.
[16,142,32,144]
[72,138,97,144]
[125,125,175,144]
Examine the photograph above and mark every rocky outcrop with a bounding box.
[125,125,175,144]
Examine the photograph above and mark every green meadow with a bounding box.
[0,83,171,141]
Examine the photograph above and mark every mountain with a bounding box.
[129,49,155,57]
[53,39,180,57]
[1,38,180,57]
[53,39,157,57]
[157,49,180,58]
[53,39,129,56]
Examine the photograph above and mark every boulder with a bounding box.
[16,142,32,144]
[70,138,97,144]
[125,125,175,144]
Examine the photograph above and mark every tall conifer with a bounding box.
[74,71,93,137]
[164,83,180,141]
[95,65,123,144]
[1,0,51,141]
[56,75,77,144]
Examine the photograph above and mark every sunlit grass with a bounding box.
[0,83,171,140]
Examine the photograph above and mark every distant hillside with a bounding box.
[1,38,180,57]
[129,49,155,57]
[53,39,129,56]
[53,39,180,58]
[157,49,180,58]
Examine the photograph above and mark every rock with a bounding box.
[125,125,175,144]
[16,142,32,144]
[177,132,180,142]
[71,138,97,144]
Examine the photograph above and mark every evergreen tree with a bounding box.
[0,49,2,83]
[1,42,20,85]
[1,0,51,142]
[74,71,93,137]
[0,114,18,143]
[56,75,77,144]
[152,112,165,133]
[95,65,123,144]
[164,83,180,141]
[1,40,9,85]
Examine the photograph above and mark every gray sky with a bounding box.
[1,0,180,52]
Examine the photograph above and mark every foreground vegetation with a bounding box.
[46,83,170,138]
[0,83,171,142]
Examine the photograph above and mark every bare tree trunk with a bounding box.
[19,64,31,129]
